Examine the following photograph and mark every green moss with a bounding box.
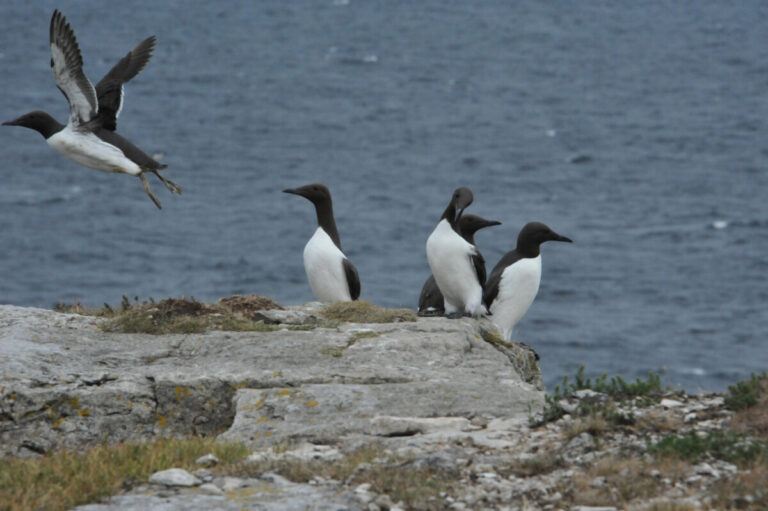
[320,330,383,358]
[321,301,417,323]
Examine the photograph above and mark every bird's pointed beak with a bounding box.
[483,220,502,228]
[456,207,466,223]
[2,118,19,126]
[283,188,301,196]
[552,232,573,243]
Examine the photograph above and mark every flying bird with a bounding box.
[2,10,180,209]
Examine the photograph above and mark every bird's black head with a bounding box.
[517,221,572,256]
[441,186,474,227]
[451,186,474,213]
[2,111,63,139]
[458,214,501,242]
[283,183,333,205]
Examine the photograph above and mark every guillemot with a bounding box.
[2,10,181,209]
[418,214,501,316]
[425,187,488,318]
[483,221,572,341]
[283,183,361,303]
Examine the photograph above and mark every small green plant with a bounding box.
[568,366,665,403]
[532,366,666,427]
[725,372,768,411]
[650,431,767,465]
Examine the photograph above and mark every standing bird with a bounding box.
[283,183,360,303]
[483,222,572,341]
[418,214,501,316]
[2,10,181,209]
[425,187,487,318]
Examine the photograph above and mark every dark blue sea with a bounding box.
[1,1,766,393]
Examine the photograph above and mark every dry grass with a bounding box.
[0,437,248,511]
[238,443,458,509]
[60,295,286,334]
[568,456,692,508]
[711,462,768,510]
[634,408,685,434]
[562,414,609,439]
[53,301,113,316]
[730,379,768,440]
[500,452,566,477]
[642,502,698,511]
[321,301,417,323]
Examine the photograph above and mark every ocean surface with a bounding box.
[1,1,766,393]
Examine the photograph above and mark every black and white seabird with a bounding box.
[283,183,361,303]
[425,187,488,318]
[483,222,572,341]
[418,214,501,316]
[2,10,181,209]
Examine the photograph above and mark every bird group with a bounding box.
[4,11,572,343]
[285,183,572,342]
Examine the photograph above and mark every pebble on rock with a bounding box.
[195,453,220,466]
[198,483,225,496]
[148,468,202,487]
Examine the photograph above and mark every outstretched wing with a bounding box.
[50,10,97,126]
[343,258,361,301]
[95,36,156,131]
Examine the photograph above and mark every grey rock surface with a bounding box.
[74,473,360,511]
[0,304,543,457]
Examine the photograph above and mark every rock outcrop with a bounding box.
[0,304,543,458]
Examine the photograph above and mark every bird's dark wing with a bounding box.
[418,275,445,315]
[50,10,97,126]
[483,250,523,309]
[95,36,156,131]
[482,270,501,310]
[343,258,361,301]
[472,250,487,288]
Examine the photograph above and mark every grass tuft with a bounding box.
[532,365,668,427]
[71,295,287,335]
[321,301,417,323]
[0,437,248,511]
[569,456,691,509]
[725,372,768,411]
[239,443,457,509]
[650,431,767,466]
[501,453,566,477]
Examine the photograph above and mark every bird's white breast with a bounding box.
[490,255,542,340]
[47,126,141,176]
[303,227,351,303]
[425,219,484,315]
